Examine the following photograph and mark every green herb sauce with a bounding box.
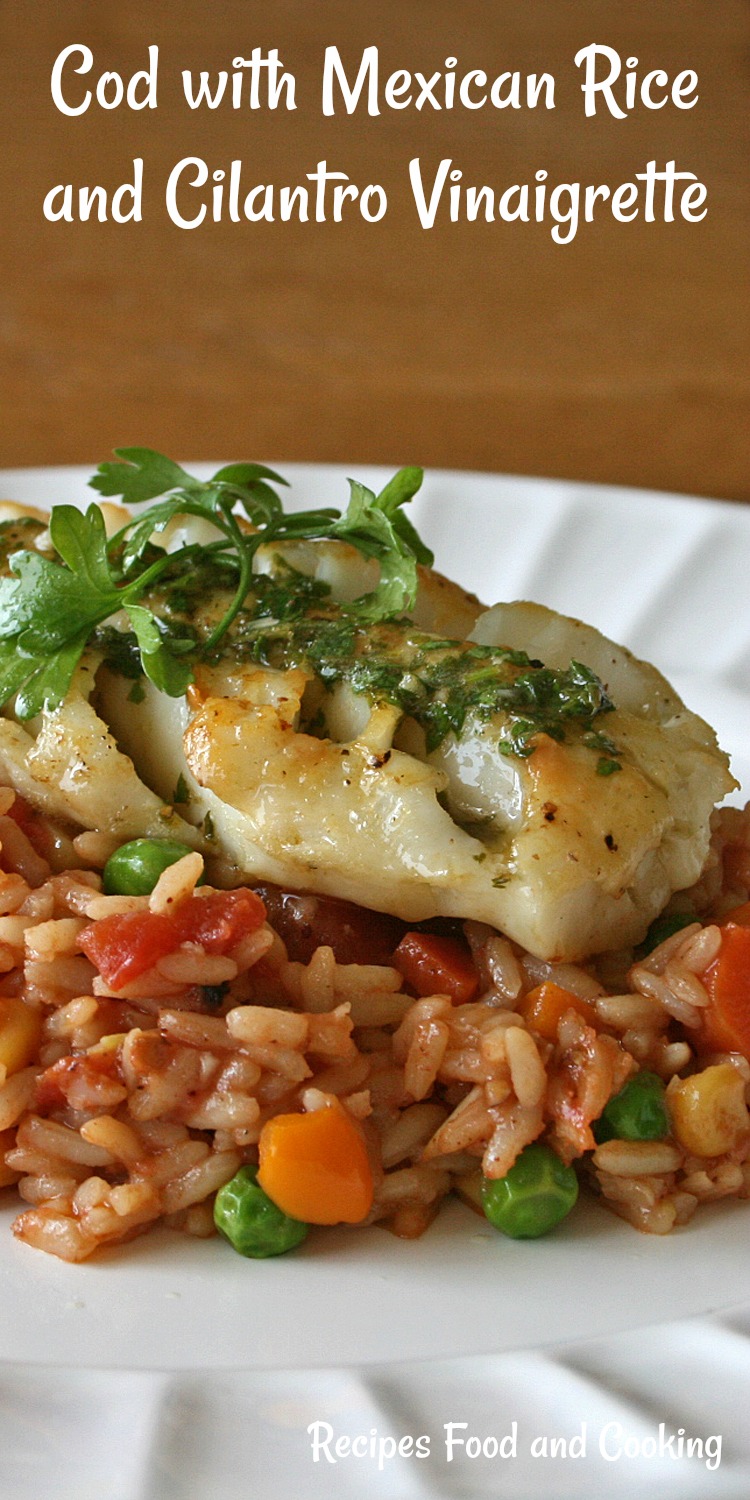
[129,551,621,763]
[0,489,621,768]
[239,617,617,758]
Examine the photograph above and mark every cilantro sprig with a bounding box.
[0,502,196,716]
[0,448,431,719]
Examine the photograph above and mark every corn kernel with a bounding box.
[87,1032,128,1056]
[667,1063,750,1158]
[0,997,42,1075]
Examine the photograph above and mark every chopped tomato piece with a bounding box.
[79,888,267,991]
[0,793,51,865]
[79,910,178,990]
[393,931,479,1003]
[723,845,750,890]
[34,1050,122,1113]
[698,922,750,1058]
[518,981,599,1041]
[171,889,266,952]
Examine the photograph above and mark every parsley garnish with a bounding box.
[0,449,618,771]
[583,729,623,776]
[596,757,622,777]
[0,502,193,718]
[0,449,430,719]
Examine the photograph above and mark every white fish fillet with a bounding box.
[0,513,735,960]
[0,659,198,847]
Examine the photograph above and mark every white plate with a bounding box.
[0,462,749,1372]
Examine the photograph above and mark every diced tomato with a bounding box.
[79,888,267,991]
[32,1061,70,1114]
[171,889,266,952]
[79,910,179,990]
[723,845,750,891]
[393,931,479,1003]
[34,1050,122,1114]
[698,922,750,1058]
[0,793,51,866]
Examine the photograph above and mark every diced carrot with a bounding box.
[518,981,599,1041]
[393,932,479,1003]
[698,922,750,1057]
[257,1101,373,1224]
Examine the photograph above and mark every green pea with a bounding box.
[481,1143,578,1239]
[102,838,200,896]
[593,1071,669,1144]
[214,1165,308,1258]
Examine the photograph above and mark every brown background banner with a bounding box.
[0,0,747,499]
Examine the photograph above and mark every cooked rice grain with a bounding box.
[0,786,748,1260]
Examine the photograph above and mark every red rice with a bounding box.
[0,794,747,1258]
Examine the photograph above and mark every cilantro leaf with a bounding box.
[0,569,35,638]
[0,507,129,715]
[125,605,195,697]
[0,514,120,653]
[49,505,114,594]
[0,639,42,706]
[14,634,91,719]
[211,463,289,527]
[332,479,419,621]
[388,508,434,569]
[4,552,111,648]
[0,448,435,720]
[90,448,199,504]
[119,498,229,572]
[376,467,434,567]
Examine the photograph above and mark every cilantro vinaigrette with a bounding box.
[0,448,619,767]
